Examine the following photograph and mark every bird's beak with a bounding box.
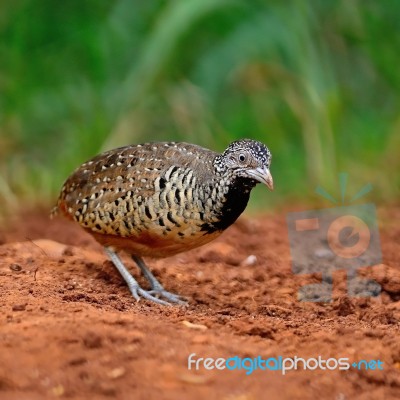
[246,166,274,190]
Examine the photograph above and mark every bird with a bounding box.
[53,139,273,305]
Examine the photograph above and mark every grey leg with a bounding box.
[132,255,188,305]
[104,247,171,306]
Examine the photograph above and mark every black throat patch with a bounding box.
[200,178,257,234]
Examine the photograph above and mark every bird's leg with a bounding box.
[104,247,172,306]
[131,255,188,305]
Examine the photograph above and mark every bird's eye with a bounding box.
[238,153,246,163]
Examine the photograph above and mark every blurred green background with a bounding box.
[1,0,399,214]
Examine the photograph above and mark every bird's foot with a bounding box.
[131,254,188,305]
[147,285,188,305]
[127,280,187,306]
[105,247,186,306]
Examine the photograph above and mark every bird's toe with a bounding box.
[148,288,188,305]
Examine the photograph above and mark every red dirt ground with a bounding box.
[0,205,399,400]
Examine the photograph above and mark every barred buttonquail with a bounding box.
[54,139,273,305]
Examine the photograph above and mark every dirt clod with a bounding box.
[83,333,103,349]
[12,304,26,311]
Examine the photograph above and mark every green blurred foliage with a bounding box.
[1,0,399,212]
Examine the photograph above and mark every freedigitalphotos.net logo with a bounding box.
[187,354,384,376]
[286,173,382,302]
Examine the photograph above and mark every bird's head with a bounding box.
[215,139,273,190]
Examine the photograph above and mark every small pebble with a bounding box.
[51,384,65,397]
[182,321,208,330]
[241,255,257,266]
[107,367,126,379]
[314,248,334,259]
[178,373,209,384]
[9,264,22,272]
